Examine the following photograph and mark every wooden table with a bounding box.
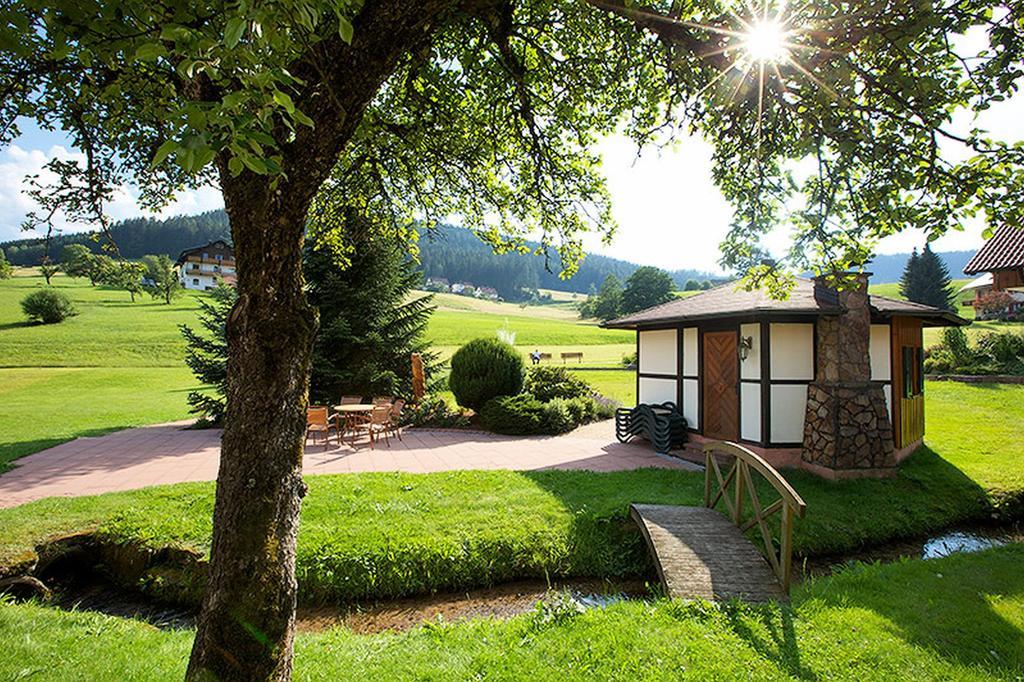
[333,404,374,414]
[332,404,375,445]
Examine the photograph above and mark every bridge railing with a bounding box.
[702,441,807,593]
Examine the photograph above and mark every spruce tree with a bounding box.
[180,284,235,424]
[916,243,956,310]
[899,248,922,301]
[305,229,437,402]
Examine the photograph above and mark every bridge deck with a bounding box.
[630,503,786,602]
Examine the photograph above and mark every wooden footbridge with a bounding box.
[631,441,807,602]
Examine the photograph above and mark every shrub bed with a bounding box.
[925,327,1024,375]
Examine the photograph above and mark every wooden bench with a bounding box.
[538,353,552,362]
[560,351,583,364]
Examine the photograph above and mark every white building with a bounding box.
[176,240,236,291]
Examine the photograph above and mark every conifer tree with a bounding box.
[180,284,235,424]
[899,248,921,301]
[916,243,956,310]
[899,245,954,310]
[305,227,437,402]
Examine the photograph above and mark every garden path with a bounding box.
[0,420,697,508]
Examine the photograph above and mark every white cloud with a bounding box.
[0,144,223,243]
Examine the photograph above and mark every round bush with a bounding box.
[524,366,592,402]
[21,288,77,324]
[449,338,525,410]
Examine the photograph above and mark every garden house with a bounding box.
[604,274,967,478]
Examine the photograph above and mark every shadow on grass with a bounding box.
[801,545,1024,676]
[720,603,818,681]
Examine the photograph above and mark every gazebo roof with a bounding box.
[603,278,968,329]
[964,226,1024,275]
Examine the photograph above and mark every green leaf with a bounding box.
[224,17,246,49]
[133,42,166,62]
[272,90,296,114]
[338,16,353,44]
[150,139,178,168]
[228,156,244,176]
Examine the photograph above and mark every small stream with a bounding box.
[801,523,1023,577]
[11,524,1022,634]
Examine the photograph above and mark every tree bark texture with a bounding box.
[185,2,463,679]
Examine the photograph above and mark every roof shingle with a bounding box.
[603,278,967,328]
[964,226,1024,274]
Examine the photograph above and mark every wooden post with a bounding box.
[780,503,794,593]
[703,453,712,507]
[411,352,424,403]
[733,460,745,525]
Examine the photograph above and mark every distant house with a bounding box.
[604,274,966,478]
[475,286,499,300]
[451,282,475,296]
[176,240,236,291]
[424,277,451,292]
[963,226,1024,317]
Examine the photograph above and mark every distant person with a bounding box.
[530,349,542,365]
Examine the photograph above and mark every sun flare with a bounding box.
[743,19,790,63]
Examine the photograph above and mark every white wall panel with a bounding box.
[639,377,677,405]
[682,328,699,376]
[740,323,761,380]
[682,378,699,429]
[870,324,891,381]
[740,382,761,442]
[770,384,808,443]
[639,329,678,375]
[883,384,892,420]
[770,323,815,380]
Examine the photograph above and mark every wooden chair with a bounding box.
[351,406,392,449]
[387,399,406,441]
[338,395,362,405]
[306,406,340,448]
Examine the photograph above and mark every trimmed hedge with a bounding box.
[480,393,599,435]
[449,338,525,410]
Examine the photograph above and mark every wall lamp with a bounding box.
[738,336,754,361]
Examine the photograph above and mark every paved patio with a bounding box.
[0,420,698,508]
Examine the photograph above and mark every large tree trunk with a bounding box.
[185,173,317,681]
[183,4,463,678]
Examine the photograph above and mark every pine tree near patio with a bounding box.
[180,284,236,425]
[305,225,437,403]
[8,1,1024,678]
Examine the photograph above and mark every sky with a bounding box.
[2,68,1021,275]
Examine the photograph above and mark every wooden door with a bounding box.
[703,331,739,440]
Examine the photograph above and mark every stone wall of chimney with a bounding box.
[802,273,896,474]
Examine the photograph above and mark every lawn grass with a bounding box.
[0,269,206,367]
[2,543,1022,680]
[572,368,636,405]
[425,309,632,347]
[0,367,198,472]
[433,343,635,369]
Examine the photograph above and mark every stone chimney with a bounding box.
[802,273,896,476]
